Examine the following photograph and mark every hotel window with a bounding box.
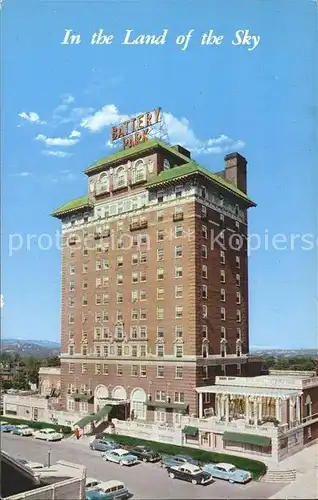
[174,392,185,403]
[140,326,147,339]
[220,250,225,264]
[69,264,75,275]
[140,252,147,263]
[131,365,138,377]
[81,363,87,374]
[236,342,242,357]
[221,326,226,339]
[131,345,138,357]
[132,160,146,183]
[117,292,123,304]
[131,309,139,321]
[175,325,183,338]
[202,225,208,239]
[140,289,147,301]
[175,284,183,299]
[68,314,75,324]
[68,297,75,307]
[157,365,164,378]
[103,259,109,270]
[140,365,147,377]
[96,245,102,254]
[94,327,101,339]
[175,186,182,197]
[68,362,74,373]
[220,289,226,302]
[95,346,101,357]
[140,309,147,320]
[202,245,207,258]
[237,310,241,322]
[117,238,124,250]
[117,364,123,376]
[157,327,164,338]
[95,363,101,375]
[96,260,102,271]
[175,305,183,319]
[236,292,241,305]
[157,248,164,261]
[140,270,147,282]
[236,256,241,269]
[68,329,74,340]
[220,269,226,283]
[132,272,139,283]
[117,310,123,322]
[202,285,208,299]
[140,345,147,357]
[103,327,110,339]
[156,344,164,357]
[103,364,108,375]
[175,266,183,279]
[200,186,207,199]
[96,277,101,288]
[157,307,164,320]
[82,263,88,273]
[130,327,138,339]
[117,274,123,285]
[235,220,240,230]
[103,345,109,357]
[201,205,207,217]
[68,345,74,356]
[117,256,124,267]
[175,224,183,238]
[103,276,109,287]
[157,288,164,300]
[132,253,138,265]
[95,295,101,305]
[236,274,241,286]
[102,311,109,322]
[82,280,88,290]
[175,245,183,258]
[69,281,75,292]
[221,307,226,321]
[175,345,183,358]
[82,345,87,356]
[202,325,208,338]
[70,249,75,258]
[202,305,207,318]
[156,390,166,402]
[236,327,241,339]
[82,312,88,323]
[117,345,123,357]
[220,342,226,357]
[102,293,109,305]
[202,264,208,279]
[157,210,164,222]
[175,366,183,379]
[157,229,164,242]
[157,268,164,280]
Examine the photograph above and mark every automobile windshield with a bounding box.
[229,467,237,473]
[192,468,202,474]
[46,430,56,434]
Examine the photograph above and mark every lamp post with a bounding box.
[47,448,51,468]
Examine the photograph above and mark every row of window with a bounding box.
[68,343,185,358]
[202,307,242,322]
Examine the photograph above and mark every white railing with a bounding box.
[215,375,318,390]
[181,415,281,437]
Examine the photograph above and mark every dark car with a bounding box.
[89,437,118,452]
[129,445,161,463]
[167,463,212,485]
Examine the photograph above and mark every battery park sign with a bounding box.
[111,107,162,149]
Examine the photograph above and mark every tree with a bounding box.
[44,356,60,367]
[11,370,28,390]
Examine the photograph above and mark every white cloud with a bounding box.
[80,105,244,154]
[69,130,81,138]
[42,150,72,158]
[13,171,32,178]
[18,111,45,124]
[36,133,79,147]
[61,94,75,105]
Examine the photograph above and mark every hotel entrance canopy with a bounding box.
[195,385,302,399]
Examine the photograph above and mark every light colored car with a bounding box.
[86,478,102,490]
[17,459,45,470]
[12,424,34,436]
[86,480,132,500]
[0,421,13,432]
[33,428,63,441]
[167,463,212,485]
[102,448,138,466]
[202,462,251,483]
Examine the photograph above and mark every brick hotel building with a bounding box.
[52,139,261,424]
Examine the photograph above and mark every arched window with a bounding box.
[236,339,242,357]
[132,160,146,184]
[220,339,227,357]
[96,173,109,194]
[116,167,127,188]
[305,395,312,418]
[202,343,208,358]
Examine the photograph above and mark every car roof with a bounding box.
[17,424,29,427]
[99,480,125,489]
[175,454,192,459]
[42,428,56,431]
[180,463,201,473]
[86,477,100,484]
[216,462,235,470]
[112,448,128,455]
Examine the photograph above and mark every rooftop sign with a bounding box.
[111,107,161,149]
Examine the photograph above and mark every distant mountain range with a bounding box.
[1,338,60,358]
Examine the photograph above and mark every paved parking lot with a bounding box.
[1,433,285,499]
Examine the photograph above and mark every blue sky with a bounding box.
[2,0,317,349]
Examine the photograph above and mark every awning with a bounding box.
[222,431,271,447]
[147,401,188,411]
[182,426,198,436]
[75,415,95,429]
[92,405,113,422]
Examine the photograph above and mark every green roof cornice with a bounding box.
[51,195,93,218]
[84,139,191,175]
[145,161,256,207]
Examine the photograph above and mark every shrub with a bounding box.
[102,433,267,479]
[2,416,71,435]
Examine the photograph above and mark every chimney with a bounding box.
[224,153,247,194]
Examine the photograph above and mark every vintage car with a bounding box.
[202,462,251,484]
[128,445,161,462]
[17,459,45,470]
[33,428,63,441]
[86,480,132,500]
[101,448,138,466]
[160,454,200,468]
[12,424,34,436]
[89,437,118,452]
[0,421,15,432]
[86,478,102,490]
[166,463,212,485]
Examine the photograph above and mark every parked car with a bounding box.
[167,463,212,485]
[12,424,34,436]
[86,478,102,490]
[0,421,14,432]
[202,462,251,484]
[102,448,138,466]
[33,428,63,441]
[17,459,45,470]
[128,445,161,462]
[89,437,118,452]
[86,480,132,500]
[160,454,200,468]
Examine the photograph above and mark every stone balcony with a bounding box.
[181,415,284,437]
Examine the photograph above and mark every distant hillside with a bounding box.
[1,338,60,358]
[250,347,317,357]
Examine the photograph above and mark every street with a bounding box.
[1,433,285,499]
